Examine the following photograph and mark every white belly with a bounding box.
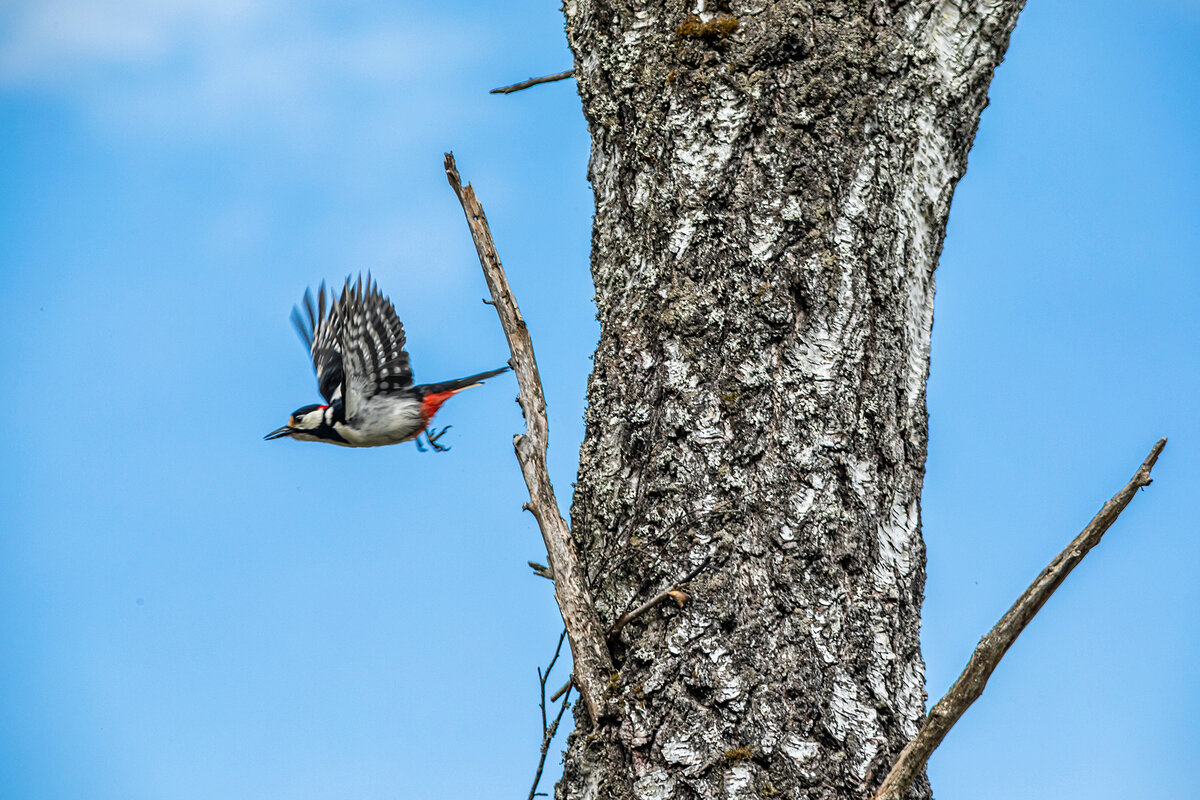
[338,396,425,447]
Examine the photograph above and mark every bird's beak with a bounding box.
[264,426,293,441]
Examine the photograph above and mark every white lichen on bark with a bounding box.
[560,2,1026,798]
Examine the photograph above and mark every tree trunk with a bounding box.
[559,2,1024,798]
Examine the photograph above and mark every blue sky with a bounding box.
[0,2,1196,798]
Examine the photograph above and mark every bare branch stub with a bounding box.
[550,677,571,704]
[490,69,574,95]
[870,437,1167,800]
[443,152,614,723]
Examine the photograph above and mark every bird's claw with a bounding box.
[425,425,452,452]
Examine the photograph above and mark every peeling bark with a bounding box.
[559,2,1025,798]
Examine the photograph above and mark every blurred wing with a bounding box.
[332,275,413,418]
[290,282,345,405]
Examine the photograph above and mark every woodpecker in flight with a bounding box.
[265,275,507,451]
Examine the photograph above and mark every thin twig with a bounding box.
[609,589,691,640]
[608,553,713,640]
[539,629,567,732]
[870,437,1167,800]
[528,629,572,800]
[490,69,574,95]
[444,152,614,723]
[528,561,555,580]
[529,686,572,800]
[551,553,715,702]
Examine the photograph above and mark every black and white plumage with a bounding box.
[266,275,507,450]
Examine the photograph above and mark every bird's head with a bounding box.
[264,404,328,441]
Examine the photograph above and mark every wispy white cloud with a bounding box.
[0,1,507,290]
[0,0,484,146]
[1,0,266,80]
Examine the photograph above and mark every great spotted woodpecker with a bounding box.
[265,275,507,451]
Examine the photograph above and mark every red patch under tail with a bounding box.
[420,390,463,424]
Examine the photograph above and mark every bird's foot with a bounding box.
[425,425,452,452]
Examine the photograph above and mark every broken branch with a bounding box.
[490,69,574,95]
[870,437,1167,800]
[608,554,710,640]
[444,152,614,723]
[528,561,554,581]
[549,677,571,705]
[551,554,713,701]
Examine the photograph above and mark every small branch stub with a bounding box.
[870,437,1167,800]
[444,152,614,722]
[490,69,574,95]
[528,561,554,581]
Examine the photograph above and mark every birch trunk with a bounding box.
[559,2,1025,798]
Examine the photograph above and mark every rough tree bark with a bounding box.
[558,2,1025,798]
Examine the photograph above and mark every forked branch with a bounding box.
[444,152,614,722]
[870,437,1167,800]
[527,630,572,800]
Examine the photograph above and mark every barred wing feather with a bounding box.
[291,275,413,415]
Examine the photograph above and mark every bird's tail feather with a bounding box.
[417,367,509,396]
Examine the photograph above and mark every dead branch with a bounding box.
[528,561,554,581]
[551,554,713,702]
[490,69,574,95]
[608,554,710,640]
[530,690,571,798]
[549,677,571,705]
[528,630,572,800]
[870,437,1167,800]
[609,588,691,636]
[444,152,614,723]
[539,630,567,733]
